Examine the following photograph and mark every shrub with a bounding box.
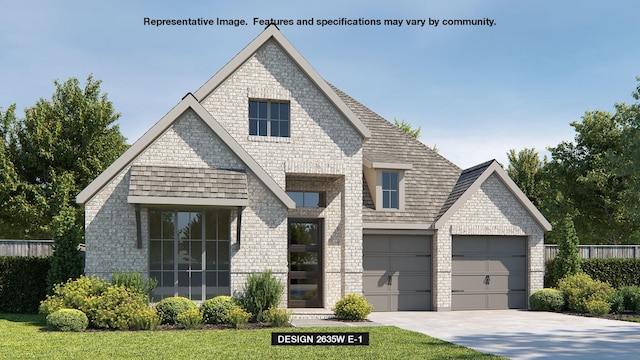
[529,288,565,312]
[155,297,198,325]
[236,270,284,322]
[609,286,640,314]
[586,300,611,316]
[264,307,292,327]
[85,285,150,330]
[0,256,50,313]
[227,306,251,329]
[545,258,640,289]
[553,215,582,286]
[46,309,88,332]
[129,307,160,331]
[46,206,83,291]
[201,295,236,324]
[177,308,202,329]
[558,273,614,314]
[332,293,373,320]
[111,271,157,296]
[39,275,109,315]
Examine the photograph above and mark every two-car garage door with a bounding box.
[452,236,527,310]
[363,235,432,311]
[363,234,527,311]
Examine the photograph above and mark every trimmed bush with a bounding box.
[0,256,50,313]
[333,293,373,320]
[227,306,251,329]
[609,286,640,314]
[155,296,197,325]
[264,307,292,327]
[529,288,565,312]
[586,300,611,316]
[201,295,236,324]
[111,271,157,296]
[85,285,150,330]
[177,308,202,329]
[545,258,640,289]
[46,309,88,332]
[558,273,614,314]
[129,307,160,331]
[39,275,109,315]
[236,270,284,322]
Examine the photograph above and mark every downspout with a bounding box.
[236,206,243,248]
[135,204,142,249]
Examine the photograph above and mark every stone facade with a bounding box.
[433,174,546,311]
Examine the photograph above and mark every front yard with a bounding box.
[0,313,503,359]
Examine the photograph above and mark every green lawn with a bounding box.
[0,313,503,359]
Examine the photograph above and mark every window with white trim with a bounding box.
[249,100,290,137]
[382,171,399,209]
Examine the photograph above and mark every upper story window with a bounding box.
[381,172,399,209]
[249,100,290,137]
[287,191,325,208]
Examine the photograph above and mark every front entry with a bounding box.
[288,219,322,308]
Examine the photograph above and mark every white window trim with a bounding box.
[364,166,406,211]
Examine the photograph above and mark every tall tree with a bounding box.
[553,214,582,285]
[1,75,129,239]
[506,148,545,207]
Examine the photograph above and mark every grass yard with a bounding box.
[0,313,503,360]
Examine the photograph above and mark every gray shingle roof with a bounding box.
[330,84,463,225]
[129,165,248,200]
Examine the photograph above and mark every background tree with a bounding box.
[46,205,83,290]
[393,117,421,139]
[506,148,545,207]
[0,75,129,239]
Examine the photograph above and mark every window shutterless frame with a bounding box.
[249,100,290,137]
[287,218,323,308]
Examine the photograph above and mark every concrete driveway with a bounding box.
[368,310,640,359]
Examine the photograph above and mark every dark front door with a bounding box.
[288,219,322,308]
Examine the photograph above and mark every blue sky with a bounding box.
[1,1,639,168]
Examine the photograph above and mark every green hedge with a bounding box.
[0,256,51,313]
[546,258,640,288]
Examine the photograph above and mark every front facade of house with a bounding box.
[77,26,551,311]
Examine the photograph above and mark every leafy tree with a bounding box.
[554,215,582,285]
[1,75,128,239]
[393,117,421,139]
[506,148,545,206]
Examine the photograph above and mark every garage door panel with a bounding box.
[392,237,430,253]
[363,273,389,291]
[390,256,430,272]
[452,258,487,272]
[366,294,391,312]
[395,274,431,292]
[488,257,526,272]
[452,237,486,253]
[489,291,526,309]
[363,237,390,253]
[452,275,487,292]
[397,292,431,311]
[363,255,389,271]
[452,293,486,311]
[488,238,526,253]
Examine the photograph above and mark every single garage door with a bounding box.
[452,236,527,310]
[363,234,431,311]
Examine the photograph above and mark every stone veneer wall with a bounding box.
[433,173,546,311]
[201,39,364,309]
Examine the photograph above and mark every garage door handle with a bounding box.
[452,290,464,293]
[387,275,392,286]
[485,275,491,285]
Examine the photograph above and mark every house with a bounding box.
[76,25,551,312]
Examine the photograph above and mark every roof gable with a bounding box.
[434,160,551,231]
[193,25,370,140]
[76,94,295,209]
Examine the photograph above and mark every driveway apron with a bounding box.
[368,310,640,359]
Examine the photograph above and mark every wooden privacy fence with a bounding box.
[0,240,54,257]
[545,245,640,260]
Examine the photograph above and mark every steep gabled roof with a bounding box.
[330,85,462,226]
[434,160,552,231]
[194,25,371,140]
[76,94,295,209]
